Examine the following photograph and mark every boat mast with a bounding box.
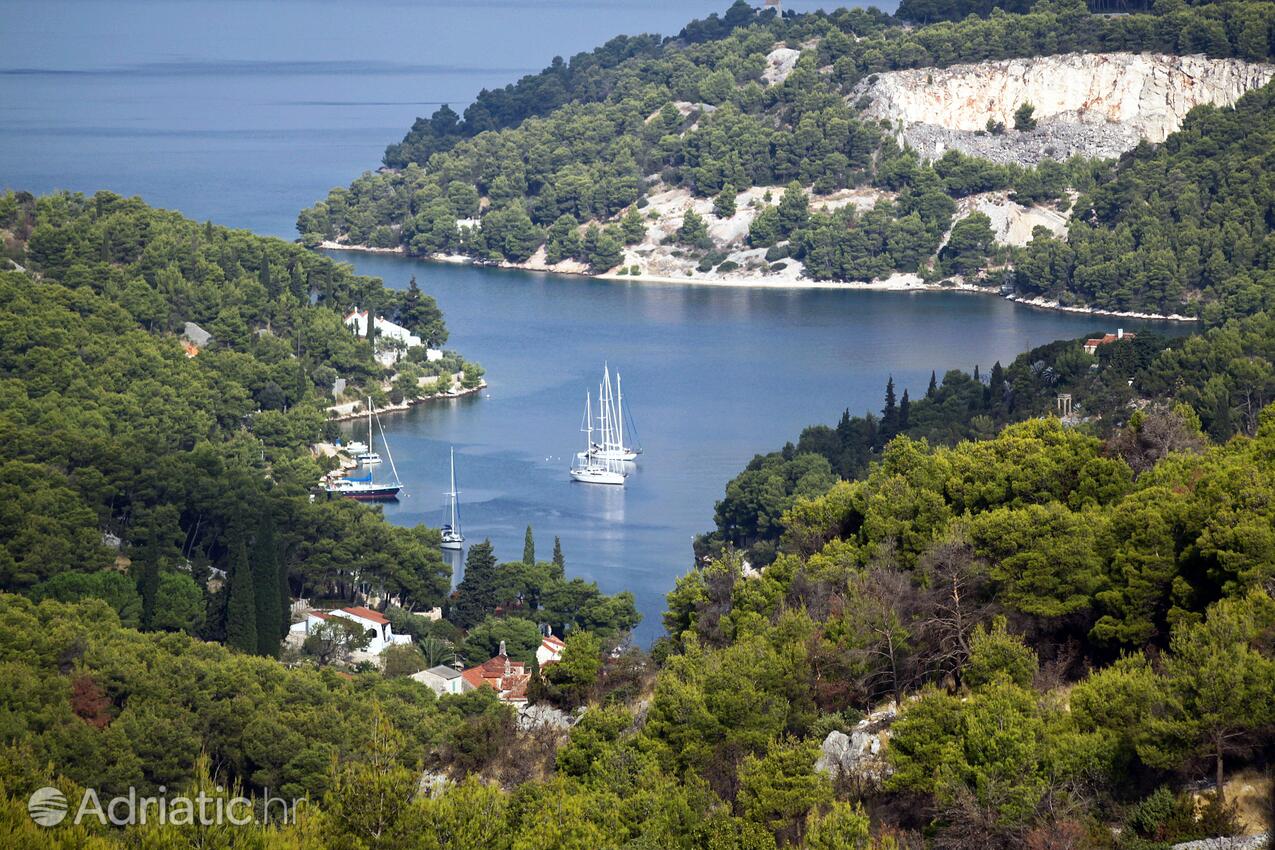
[449,447,460,534]
[584,390,595,461]
[372,400,402,486]
[615,371,624,453]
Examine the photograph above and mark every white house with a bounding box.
[289,605,411,655]
[536,633,566,668]
[411,664,465,696]
[344,309,443,367]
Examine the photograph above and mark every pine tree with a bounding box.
[552,536,565,574]
[258,247,273,295]
[253,512,282,657]
[927,370,938,399]
[714,185,737,219]
[899,389,910,432]
[225,538,258,653]
[523,525,535,564]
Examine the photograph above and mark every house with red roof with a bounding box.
[1083,328,1135,355]
[461,641,531,705]
[288,605,411,655]
[536,632,566,668]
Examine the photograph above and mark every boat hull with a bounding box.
[440,540,463,550]
[590,445,639,462]
[570,467,626,485]
[345,489,400,500]
[325,483,401,500]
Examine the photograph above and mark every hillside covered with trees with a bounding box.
[707,311,1275,563]
[3,402,1272,848]
[0,190,637,661]
[299,0,1275,318]
[3,2,1275,848]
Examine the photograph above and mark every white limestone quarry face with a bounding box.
[856,52,1275,164]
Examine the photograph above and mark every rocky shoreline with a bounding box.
[325,380,486,423]
[318,241,1197,323]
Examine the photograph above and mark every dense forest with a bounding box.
[0,190,634,660]
[3,404,1272,847]
[707,311,1275,563]
[299,0,1275,317]
[3,2,1275,848]
[2,192,1272,847]
[894,0,1204,25]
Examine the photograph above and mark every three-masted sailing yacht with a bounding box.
[440,447,464,550]
[570,389,627,485]
[325,397,402,500]
[589,364,641,462]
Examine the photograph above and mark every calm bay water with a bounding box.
[4,0,1178,643]
[334,254,1179,643]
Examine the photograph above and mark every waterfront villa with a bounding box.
[289,605,411,655]
[1083,328,1136,355]
[343,308,443,367]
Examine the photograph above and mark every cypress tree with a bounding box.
[552,536,565,575]
[453,540,498,629]
[989,361,1005,409]
[899,389,910,432]
[278,539,292,641]
[225,538,258,653]
[973,363,981,382]
[136,558,159,631]
[881,376,899,438]
[253,512,282,657]
[927,370,938,399]
[523,525,535,564]
[1209,393,1234,442]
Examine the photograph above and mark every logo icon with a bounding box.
[28,787,68,826]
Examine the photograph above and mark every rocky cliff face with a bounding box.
[857,52,1274,164]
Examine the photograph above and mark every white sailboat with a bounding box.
[355,404,382,465]
[570,389,627,485]
[440,447,464,550]
[324,398,402,500]
[590,365,641,462]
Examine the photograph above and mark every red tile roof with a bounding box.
[1085,332,1136,348]
[461,654,527,699]
[339,606,388,626]
[541,635,566,649]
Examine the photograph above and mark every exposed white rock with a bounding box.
[516,703,576,732]
[856,52,1275,164]
[507,244,590,275]
[953,191,1071,247]
[1169,834,1268,850]
[763,46,802,85]
[815,726,890,783]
